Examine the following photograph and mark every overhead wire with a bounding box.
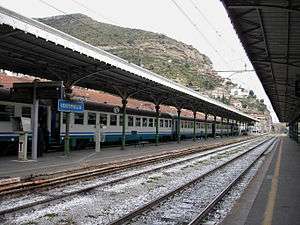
[69,0,121,26]
[188,0,237,54]
[170,0,233,70]
[37,0,125,45]
[189,0,253,72]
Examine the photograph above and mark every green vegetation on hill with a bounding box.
[37,13,221,91]
[37,13,269,116]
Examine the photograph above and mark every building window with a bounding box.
[128,115,134,127]
[160,119,164,127]
[88,112,96,125]
[22,106,31,118]
[135,117,141,127]
[110,114,117,126]
[100,113,108,126]
[142,118,148,127]
[74,113,84,124]
[0,104,14,121]
[149,118,154,127]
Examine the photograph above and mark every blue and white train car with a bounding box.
[0,88,241,155]
[58,102,174,147]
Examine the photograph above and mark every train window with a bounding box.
[100,114,108,126]
[149,118,154,127]
[119,115,124,126]
[88,112,96,125]
[164,120,168,128]
[142,118,148,127]
[22,107,31,118]
[128,116,134,127]
[110,114,117,126]
[0,104,14,121]
[135,117,141,127]
[181,121,184,128]
[74,113,84,124]
[159,119,164,128]
[168,120,172,128]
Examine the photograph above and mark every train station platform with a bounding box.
[0,136,245,179]
[221,136,300,225]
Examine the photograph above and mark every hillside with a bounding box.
[36,13,270,120]
[37,14,221,91]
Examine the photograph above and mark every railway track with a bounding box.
[0,136,266,216]
[108,137,278,225]
[0,136,257,197]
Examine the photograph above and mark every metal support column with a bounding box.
[64,87,72,156]
[220,117,223,137]
[227,118,230,136]
[31,81,39,160]
[121,98,127,150]
[213,115,217,139]
[177,108,181,143]
[193,111,197,141]
[155,104,160,146]
[204,113,208,139]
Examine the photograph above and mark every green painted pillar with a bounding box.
[64,87,72,156]
[227,118,230,136]
[121,99,127,150]
[177,108,181,143]
[193,111,197,141]
[155,104,160,146]
[64,112,70,156]
[213,115,217,139]
[220,117,223,137]
[204,113,208,139]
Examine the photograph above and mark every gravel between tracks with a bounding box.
[125,139,274,225]
[0,137,269,225]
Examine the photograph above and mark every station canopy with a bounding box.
[0,6,256,122]
[221,0,300,123]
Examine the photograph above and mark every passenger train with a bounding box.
[0,88,240,155]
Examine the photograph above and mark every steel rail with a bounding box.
[0,137,256,196]
[188,137,279,224]
[0,137,262,215]
[108,137,276,225]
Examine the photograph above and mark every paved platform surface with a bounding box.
[222,136,300,225]
[0,136,241,179]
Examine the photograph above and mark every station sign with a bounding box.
[58,99,84,113]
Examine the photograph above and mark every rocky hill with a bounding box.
[37,14,221,91]
[37,13,270,120]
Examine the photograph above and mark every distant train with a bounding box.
[0,94,240,155]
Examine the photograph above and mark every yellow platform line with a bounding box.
[262,138,283,225]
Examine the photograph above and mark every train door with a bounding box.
[212,123,216,137]
[38,105,49,152]
[50,100,61,145]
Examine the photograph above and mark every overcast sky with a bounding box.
[0,0,279,122]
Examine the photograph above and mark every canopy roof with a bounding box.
[221,0,300,122]
[0,6,256,122]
